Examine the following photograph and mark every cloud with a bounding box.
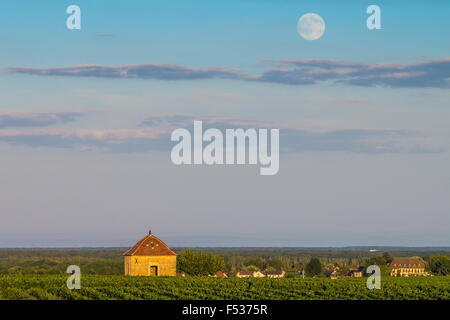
[0,114,445,154]
[5,64,244,81]
[19,114,438,154]
[139,114,277,130]
[0,121,444,154]
[140,114,200,127]
[279,128,446,154]
[273,57,450,88]
[0,112,82,129]
[5,57,450,88]
[0,127,169,152]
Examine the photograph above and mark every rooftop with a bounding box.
[123,233,176,256]
[388,257,425,268]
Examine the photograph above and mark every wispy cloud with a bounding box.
[5,57,450,88]
[139,114,278,130]
[0,114,440,154]
[0,112,82,129]
[271,57,450,88]
[5,64,244,81]
[0,127,168,152]
[140,115,446,154]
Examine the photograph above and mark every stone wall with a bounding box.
[124,255,177,276]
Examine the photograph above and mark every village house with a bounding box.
[388,257,427,277]
[236,271,254,278]
[263,270,286,278]
[236,270,285,278]
[252,271,266,278]
[323,264,340,278]
[349,267,364,278]
[236,271,266,278]
[123,231,177,276]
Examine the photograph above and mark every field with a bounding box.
[0,275,448,300]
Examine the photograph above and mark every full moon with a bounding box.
[297,13,325,40]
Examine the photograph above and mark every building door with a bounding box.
[149,266,158,276]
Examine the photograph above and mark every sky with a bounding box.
[0,0,449,247]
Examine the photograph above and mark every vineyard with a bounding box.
[0,275,448,300]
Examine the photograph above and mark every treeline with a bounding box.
[0,249,124,275]
[425,255,450,276]
[3,247,448,260]
[0,249,124,259]
[0,248,448,276]
[177,249,225,276]
[223,255,362,274]
[0,257,123,275]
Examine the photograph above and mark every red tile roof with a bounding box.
[123,234,176,256]
[388,257,425,268]
[238,271,253,276]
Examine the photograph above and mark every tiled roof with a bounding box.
[263,270,284,275]
[388,257,425,268]
[123,234,176,256]
[238,271,253,276]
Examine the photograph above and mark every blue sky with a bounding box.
[0,1,449,247]
[1,0,449,67]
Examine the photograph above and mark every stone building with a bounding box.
[123,231,177,276]
[263,270,286,278]
[236,271,253,278]
[388,257,426,277]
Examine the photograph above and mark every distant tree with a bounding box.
[428,255,450,276]
[245,257,265,270]
[365,252,393,267]
[177,249,225,276]
[305,258,322,277]
[381,252,393,264]
[368,265,390,277]
[243,265,259,272]
[364,253,392,277]
[266,258,283,270]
